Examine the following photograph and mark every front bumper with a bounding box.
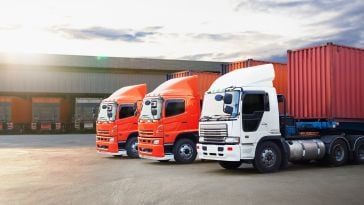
[138,136,171,160]
[139,153,174,161]
[197,143,241,161]
[97,150,127,156]
[96,135,120,154]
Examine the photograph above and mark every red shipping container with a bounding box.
[166,71,220,99]
[221,59,288,98]
[288,43,364,121]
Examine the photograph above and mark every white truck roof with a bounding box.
[208,64,275,92]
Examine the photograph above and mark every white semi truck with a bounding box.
[197,64,364,173]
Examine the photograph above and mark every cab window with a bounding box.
[165,100,185,117]
[119,104,135,119]
[242,93,267,132]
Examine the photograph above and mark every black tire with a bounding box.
[218,161,242,169]
[126,136,139,158]
[325,139,349,166]
[253,141,282,173]
[173,138,197,164]
[354,140,364,164]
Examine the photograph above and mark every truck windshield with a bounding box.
[200,90,240,121]
[97,102,117,122]
[140,98,162,120]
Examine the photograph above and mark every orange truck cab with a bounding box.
[138,72,219,163]
[96,84,147,158]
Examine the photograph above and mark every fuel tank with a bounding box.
[286,139,326,161]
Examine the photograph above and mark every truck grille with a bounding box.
[97,136,112,142]
[200,124,228,143]
[97,130,109,135]
[139,130,154,137]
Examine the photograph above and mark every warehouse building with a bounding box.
[0,53,224,133]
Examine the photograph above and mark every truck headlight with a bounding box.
[225,137,240,144]
[199,137,205,143]
[109,137,115,142]
[152,139,160,145]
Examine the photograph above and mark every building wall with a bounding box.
[0,66,166,94]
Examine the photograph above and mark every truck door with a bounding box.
[117,104,137,140]
[163,99,187,143]
[241,92,270,143]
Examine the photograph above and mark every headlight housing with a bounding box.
[224,137,240,144]
[199,137,205,143]
[109,137,115,142]
[152,139,160,145]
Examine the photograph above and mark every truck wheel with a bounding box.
[173,138,197,164]
[218,161,242,169]
[253,141,282,173]
[354,140,364,164]
[326,139,349,166]
[126,136,139,158]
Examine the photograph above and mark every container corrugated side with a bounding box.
[288,43,364,121]
[166,71,219,99]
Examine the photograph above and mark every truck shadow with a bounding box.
[205,162,359,175]
[143,159,217,166]
[105,156,141,160]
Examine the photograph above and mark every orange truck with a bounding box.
[138,71,219,163]
[96,84,147,158]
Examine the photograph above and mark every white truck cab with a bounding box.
[197,64,283,171]
[197,64,364,173]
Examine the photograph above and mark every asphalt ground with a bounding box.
[1,134,364,205]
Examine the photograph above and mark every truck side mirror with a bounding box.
[224,93,232,104]
[151,109,157,116]
[223,105,233,115]
[107,111,113,118]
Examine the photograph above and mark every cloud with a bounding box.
[306,2,364,47]
[180,53,216,60]
[235,0,350,13]
[191,31,281,42]
[0,24,21,30]
[50,26,162,42]
[264,54,287,63]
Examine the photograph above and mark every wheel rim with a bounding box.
[333,144,345,162]
[260,147,277,168]
[179,144,193,160]
[131,140,138,154]
[358,144,364,160]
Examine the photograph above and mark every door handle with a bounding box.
[182,121,188,124]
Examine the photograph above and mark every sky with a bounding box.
[0,0,363,62]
